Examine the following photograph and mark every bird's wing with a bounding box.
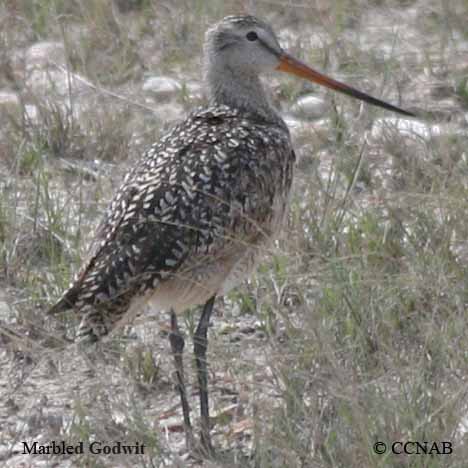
[48,107,292,314]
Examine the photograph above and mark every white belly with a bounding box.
[115,192,289,332]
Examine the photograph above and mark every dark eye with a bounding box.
[246,31,258,41]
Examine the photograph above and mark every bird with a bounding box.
[48,15,414,456]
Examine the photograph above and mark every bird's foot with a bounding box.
[187,433,215,460]
[198,431,215,458]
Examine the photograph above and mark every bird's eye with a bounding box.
[246,31,258,41]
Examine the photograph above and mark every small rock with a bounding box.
[0,91,20,114]
[142,76,182,101]
[0,91,24,125]
[368,117,442,142]
[291,94,328,120]
[26,68,88,99]
[26,41,67,69]
[19,41,90,103]
[24,104,38,121]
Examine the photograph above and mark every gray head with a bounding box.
[203,15,415,117]
[204,16,283,77]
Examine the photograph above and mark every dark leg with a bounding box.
[194,295,216,454]
[169,309,194,450]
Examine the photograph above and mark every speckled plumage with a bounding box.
[49,104,295,341]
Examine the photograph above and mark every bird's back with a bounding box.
[49,105,295,341]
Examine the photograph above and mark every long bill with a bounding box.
[276,52,415,117]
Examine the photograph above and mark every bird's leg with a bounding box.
[169,309,194,450]
[194,295,216,454]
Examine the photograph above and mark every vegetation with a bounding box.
[1,0,468,467]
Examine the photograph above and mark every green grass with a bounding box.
[2,0,468,467]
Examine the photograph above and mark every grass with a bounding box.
[2,0,468,467]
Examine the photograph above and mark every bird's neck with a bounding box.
[205,65,278,121]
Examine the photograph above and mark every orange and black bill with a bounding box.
[277,52,415,117]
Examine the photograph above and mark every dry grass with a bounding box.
[2,0,468,467]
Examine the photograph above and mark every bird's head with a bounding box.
[204,16,283,75]
[204,15,415,117]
